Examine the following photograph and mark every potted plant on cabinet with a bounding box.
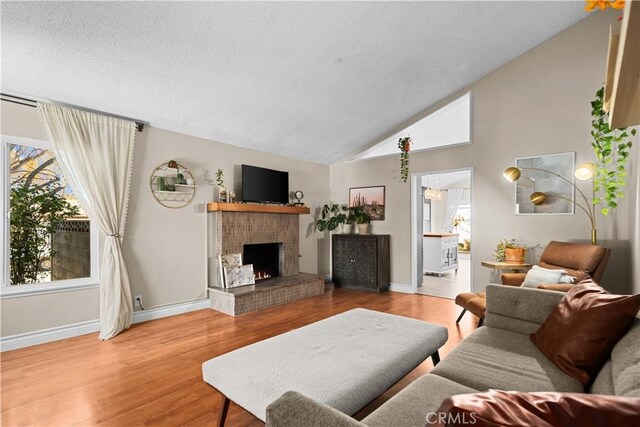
[316,204,349,233]
[494,238,528,264]
[350,206,372,235]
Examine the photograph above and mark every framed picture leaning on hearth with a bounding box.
[349,186,385,220]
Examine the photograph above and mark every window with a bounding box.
[1,135,98,296]
[350,92,471,161]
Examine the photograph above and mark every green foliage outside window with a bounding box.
[9,184,79,284]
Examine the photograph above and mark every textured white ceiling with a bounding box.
[1,2,586,164]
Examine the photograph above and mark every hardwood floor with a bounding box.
[1,288,479,426]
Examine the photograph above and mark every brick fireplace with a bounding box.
[206,205,324,316]
[207,212,299,288]
[207,206,324,316]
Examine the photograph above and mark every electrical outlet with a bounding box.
[134,295,143,309]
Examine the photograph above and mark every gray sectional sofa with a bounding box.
[265,285,640,427]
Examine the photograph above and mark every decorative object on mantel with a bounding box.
[292,190,305,206]
[590,87,636,216]
[503,155,599,244]
[349,186,385,220]
[493,239,528,264]
[150,162,196,208]
[215,168,227,202]
[398,136,412,182]
[316,203,349,233]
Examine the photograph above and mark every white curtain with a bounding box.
[37,102,136,340]
[443,188,464,233]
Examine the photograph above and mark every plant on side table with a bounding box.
[316,204,349,233]
[494,238,528,264]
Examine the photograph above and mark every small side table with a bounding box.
[481,261,532,272]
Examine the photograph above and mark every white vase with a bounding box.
[357,224,369,235]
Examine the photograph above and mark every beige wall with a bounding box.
[331,11,639,294]
[1,102,329,337]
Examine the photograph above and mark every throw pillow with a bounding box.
[429,390,640,427]
[522,265,575,288]
[531,279,640,385]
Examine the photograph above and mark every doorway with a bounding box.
[411,168,472,299]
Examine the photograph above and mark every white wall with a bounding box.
[1,102,330,337]
[331,10,639,294]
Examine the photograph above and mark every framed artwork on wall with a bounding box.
[349,186,385,220]
[515,152,575,215]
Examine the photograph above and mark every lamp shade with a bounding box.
[530,192,547,205]
[503,167,521,182]
[575,162,595,181]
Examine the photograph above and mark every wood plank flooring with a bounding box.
[1,288,479,426]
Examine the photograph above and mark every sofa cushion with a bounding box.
[522,265,575,288]
[362,374,477,427]
[611,316,640,397]
[531,280,640,385]
[432,390,640,427]
[590,360,615,396]
[431,327,583,393]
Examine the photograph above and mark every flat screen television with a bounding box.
[242,164,289,204]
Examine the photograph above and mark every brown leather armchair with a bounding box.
[455,241,611,326]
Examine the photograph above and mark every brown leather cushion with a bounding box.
[455,292,486,318]
[430,390,640,427]
[537,283,574,292]
[465,298,486,318]
[531,279,640,385]
[540,241,605,275]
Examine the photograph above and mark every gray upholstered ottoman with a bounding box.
[202,308,448,425]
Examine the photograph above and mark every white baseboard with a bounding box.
[389,283,413,294]
[132,299,210,323]
[0,298,210,352]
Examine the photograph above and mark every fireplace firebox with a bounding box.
[243,243,283,282]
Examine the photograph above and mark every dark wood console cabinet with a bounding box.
[332,234,390,293]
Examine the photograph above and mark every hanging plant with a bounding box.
[584,0,625,12]
[398,136,412,183]
[590,87,636,215]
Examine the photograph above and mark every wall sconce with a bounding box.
[503,163,597,245]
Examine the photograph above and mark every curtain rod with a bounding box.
[1,93,145,132]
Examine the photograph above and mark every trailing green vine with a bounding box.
[398,136,412,182]
[590,87,636,215]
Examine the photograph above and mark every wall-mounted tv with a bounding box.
[242,164,289,205]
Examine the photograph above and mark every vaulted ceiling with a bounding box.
[2,1,587,164]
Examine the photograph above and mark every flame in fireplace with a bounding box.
[254,271,272,281]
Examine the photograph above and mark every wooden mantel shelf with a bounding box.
[206,202,310,214]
